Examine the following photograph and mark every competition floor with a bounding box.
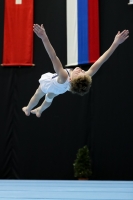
[0,180,133,200]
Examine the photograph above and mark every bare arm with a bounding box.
[86,30,129,77]
[33,24,67,81]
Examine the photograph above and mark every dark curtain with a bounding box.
[0,0,133,180]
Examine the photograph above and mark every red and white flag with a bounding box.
[2,0,34,66]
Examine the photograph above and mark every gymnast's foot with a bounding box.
[22,107,31,116]
[31,108,42,118]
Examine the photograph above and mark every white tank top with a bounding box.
[39,69,71,95]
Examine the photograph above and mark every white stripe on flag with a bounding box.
[66,0,78,66]
[16,0,22,4]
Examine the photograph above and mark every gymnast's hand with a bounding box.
[113,30,129,45]
[33,24,46,39]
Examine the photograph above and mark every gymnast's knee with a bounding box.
[45,94,54,103]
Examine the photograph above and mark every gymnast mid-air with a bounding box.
[22,24,129,117]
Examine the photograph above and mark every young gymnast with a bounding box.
[22,24,129,117]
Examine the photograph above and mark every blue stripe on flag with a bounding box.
[77,0,88,64]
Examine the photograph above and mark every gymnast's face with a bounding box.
[71,67,85,80]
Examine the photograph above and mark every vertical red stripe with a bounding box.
[88,0,100,63]
[3,0,34,66]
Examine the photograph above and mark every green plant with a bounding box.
[73,145,92,178]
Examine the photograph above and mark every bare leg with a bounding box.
[22,86,45,116]
[31,93,58,117]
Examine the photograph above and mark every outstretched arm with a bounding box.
[86,30,129,77]
[33,24,67,81]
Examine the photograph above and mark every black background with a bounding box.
[0,0,133,180]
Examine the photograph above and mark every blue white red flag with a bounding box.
[66,0,100,66]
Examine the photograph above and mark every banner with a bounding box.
[66,0,100,66]
[2,0,34,66]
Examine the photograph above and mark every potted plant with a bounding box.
[73,145,92,180]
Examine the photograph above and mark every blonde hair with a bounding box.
[70,75,92,96]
